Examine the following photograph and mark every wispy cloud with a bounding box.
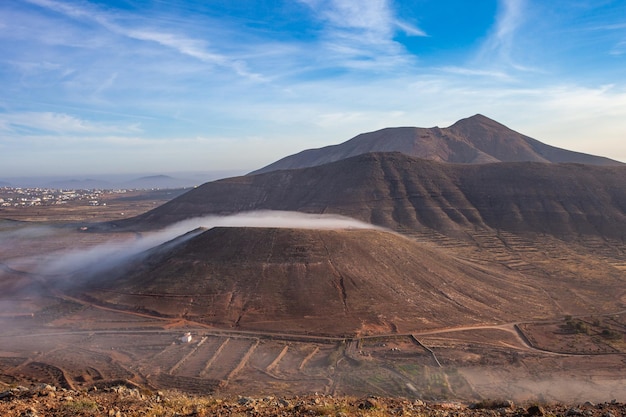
[300,0,425,38]
[485,0,526,59]
[440,66,514,81]
[22,0,264,81]
[0,112,141,135]
[610,40,626,56]
[474,0,536,74]
[395,20,426,37]
[122,29,264,81]
[298,0,425,70]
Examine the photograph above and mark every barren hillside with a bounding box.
[73,226,625,337]
[251,114,622,174]
[114,153,626,242]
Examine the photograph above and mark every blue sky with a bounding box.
[1,0,626,177]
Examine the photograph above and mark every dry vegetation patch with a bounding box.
[518,314,626,355]
[1,385,626,417]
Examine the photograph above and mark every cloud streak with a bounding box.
[300,0,425,38]
[470,0,543,75]
[22,0,264,81]
[298,0,424,70]
[17,211,383,278]
[0,112,141,135]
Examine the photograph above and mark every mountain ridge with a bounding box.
[251,114,621,174]
[114,152,626,242]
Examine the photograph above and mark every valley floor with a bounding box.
[1,202,625,404]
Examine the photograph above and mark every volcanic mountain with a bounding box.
[117,152,626,242]
[76,227,580,335]
[251,114,622,174]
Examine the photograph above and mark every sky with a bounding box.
[1,0,626,178]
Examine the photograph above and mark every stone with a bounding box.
[526,405,545,416]
[237,396,253,405]
[358,397,378,410]
[20,407,38,417]
[0,391,14,401]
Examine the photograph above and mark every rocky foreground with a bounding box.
[1,384,624,417]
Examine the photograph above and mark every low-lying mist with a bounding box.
[1,211,381,281]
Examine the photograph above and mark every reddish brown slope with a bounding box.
[447,114,618,165]
[78,227,569,335]
[251,114,621,174]
[118,153,626,241]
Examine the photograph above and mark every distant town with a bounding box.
[0,186,133,207]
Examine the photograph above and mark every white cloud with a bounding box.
[301,0,424,38]
[298,0,424,70]
[122,29,264,81]
[440,66,514,81]
[474,0,532,73]
[23,0,92,21]
[610,40,626,56]
[92,72,118,96]
[315,110,406,129]
[395,20,427,37]
[22,0,264,81]
[494,0,525,42]
[0,112,141,135]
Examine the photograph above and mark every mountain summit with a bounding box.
[251,114,621,174]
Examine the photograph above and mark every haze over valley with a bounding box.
[1,116,625,406]
[4,1,626,413]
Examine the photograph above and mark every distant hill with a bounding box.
[76,227,568,335]
[123,175,196,190]
[114,152,626,241]
[46,178,114,190]
[251,114,622,174]
[0,170,246,190]
[47,175,194,190]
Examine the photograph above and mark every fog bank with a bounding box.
[2,211,381,279]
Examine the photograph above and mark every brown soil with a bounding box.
[2,385,626,417]
[78,227,598,336]
[1,200,625,404]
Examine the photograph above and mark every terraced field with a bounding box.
[1,211,625,402]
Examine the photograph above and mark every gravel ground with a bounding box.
[1,383,624,417]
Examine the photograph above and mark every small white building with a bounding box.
[180,332,192,343]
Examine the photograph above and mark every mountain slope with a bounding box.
[116,153,626,241]
[77,227,571,335]
[251,114,621,174]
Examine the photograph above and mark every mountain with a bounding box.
[75,227,571,335]
[113,152,626,241]
[123,175,196,189]
[251,114,622,174]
